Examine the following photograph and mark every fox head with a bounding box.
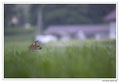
[29,41,42,50]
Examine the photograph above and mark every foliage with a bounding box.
[4,40,116,78]
[5,4,115,28]
[5,27,35,42]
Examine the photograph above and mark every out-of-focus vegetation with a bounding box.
[4,27,116,78]
[4,39,116,78]
[5,4,115,28]
[5,27,35,42]
[4,4,116,78]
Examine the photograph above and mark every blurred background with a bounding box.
[4,4,116,78]
[4,4,116,43]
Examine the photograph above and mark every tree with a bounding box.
[36,5,44,35]
[4,4,16,27]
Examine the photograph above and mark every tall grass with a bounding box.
[4,40,116,78]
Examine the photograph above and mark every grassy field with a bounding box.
[4,27,116,78]
[4,40,116,78]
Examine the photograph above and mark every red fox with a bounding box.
[29,41,42,51]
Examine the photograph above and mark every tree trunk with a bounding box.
[36,6,43,36]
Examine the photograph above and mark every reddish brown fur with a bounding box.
[29,42,41,51]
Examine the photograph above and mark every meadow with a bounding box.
[4,27,116,78]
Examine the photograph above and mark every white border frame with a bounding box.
[1,0,119,83]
